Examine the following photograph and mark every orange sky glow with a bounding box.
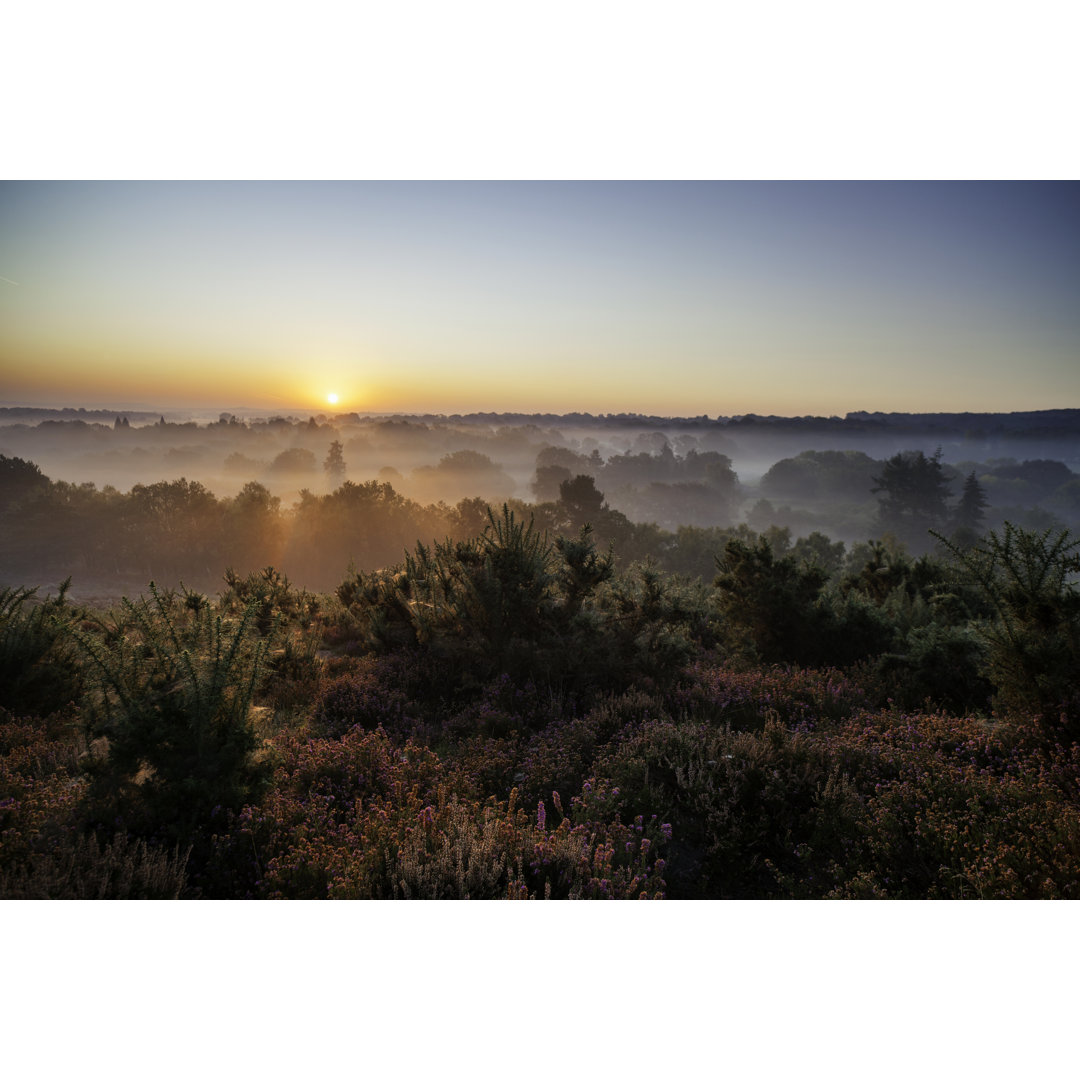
[2,181,1077,417]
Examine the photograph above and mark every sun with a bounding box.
[326,392,339,405]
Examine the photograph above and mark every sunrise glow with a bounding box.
[1,182,1077,416]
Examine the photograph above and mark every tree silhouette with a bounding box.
[558,474,606,522]
[0,454,50,512]
[871,449,951,551]
[939,524,1080,726]
[269,447,317,474]
[323,440,346,488]
[531,464,572,502]
[951,470,989,546]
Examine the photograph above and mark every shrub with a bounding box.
[336,505,561,675]
[444,732,525,802]
[514,689,669,807]
[313,659,413,737]
[823,710,1080,898]
[375,781,669,900]
[203,729,669,899]
[591,562,707,688]
[0,580,83,716]
[864,623,992,714]
[220,566,319,636]
[937,524,1080,726]
[595,717,863,898]
[713,537,830,664]
[1,708,187,899]
[671,662,869,731]
[446,674,564,739]
[337,507,674,700]
[0,831,189,899]
[260,628,325,717]
[75,584,271,846]
[0,709,85,878]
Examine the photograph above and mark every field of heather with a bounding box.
[3,512,1078,900]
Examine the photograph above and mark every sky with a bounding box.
[1,180,1077,417]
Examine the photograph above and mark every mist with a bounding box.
[2,405,1079,600]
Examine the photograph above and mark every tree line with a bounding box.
[0,444,1064,598]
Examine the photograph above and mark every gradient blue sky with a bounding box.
[1,180,1077,416]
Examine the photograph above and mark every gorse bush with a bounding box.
[840,540,950,607]
[220,565,319,635]
[219,567,326,716]
[713,537,895,668]
[938,523,1080,726]
[591,562,707,687]
[0,709,189,897]
[0,580,83,716]
[867,622,992,714]
[337,505,562,663]
[714,537,829,664]
[337,506,676,700]
[75,583,271,845]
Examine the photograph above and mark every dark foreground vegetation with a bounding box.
[3,501,1079,899]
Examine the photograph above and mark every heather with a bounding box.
[2,516,1079,899]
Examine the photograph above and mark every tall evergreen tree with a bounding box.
[952,470,989,544]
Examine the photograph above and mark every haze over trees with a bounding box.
[1,408,1079,601]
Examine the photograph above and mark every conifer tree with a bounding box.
[323,440,346,488]
[952,470,989,540]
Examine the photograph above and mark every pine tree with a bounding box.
[951,470,989,546]
[76,585,271,844]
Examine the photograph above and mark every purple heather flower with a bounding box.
[537,800,546,830]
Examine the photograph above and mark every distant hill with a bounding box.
[0,406,167,425]
[3,404,1078,438]
[842,410,1080,435]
